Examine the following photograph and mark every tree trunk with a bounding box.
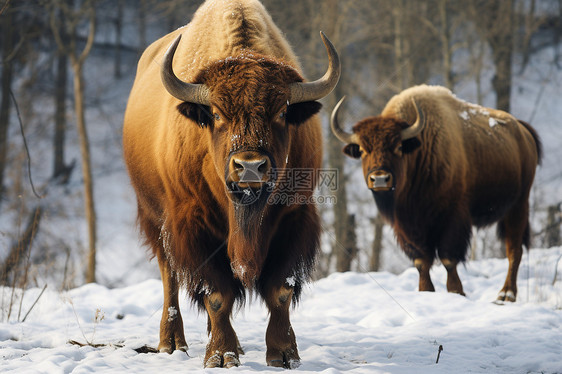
[138,0,147,54]
[114,0,123,79]
[336,213,357,272]
[330,117,352,272]
[72,62,96,283]
[472,0,514,112]
[393,0,406,90]
[0,9,14,205]
[439,0,454,90]
[51,0,97,284]
[53,38,68,180]
[0,206,43,285]
[546,204,561,248]
[554,0,562,69]
[328,78,353,272]
[369,214,384,272]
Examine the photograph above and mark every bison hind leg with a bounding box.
[495,201,530,303]
[435,212,472,295]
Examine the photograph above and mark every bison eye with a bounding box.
[279,111,286,119]
[214,113,220,121]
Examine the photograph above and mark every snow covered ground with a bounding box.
[2,246,561,373]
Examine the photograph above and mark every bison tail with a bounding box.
[518,119,543,166]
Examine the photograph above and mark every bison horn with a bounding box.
[161,34,211,105]
[288,31,341,104]
[401,99,426,140]
[330,96,358,144]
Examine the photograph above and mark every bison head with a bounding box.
[162,32,339,208]
[330,97,425,197]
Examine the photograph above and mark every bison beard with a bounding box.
[231,188,269,233]
[228,185,271,286]
[372,190,395,223]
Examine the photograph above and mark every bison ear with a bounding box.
[286,101,322,126]
[177,102,213,128]
[343,143,361,159]
[401,137,421,154]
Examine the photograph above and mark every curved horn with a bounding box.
[330,96,358,144]
[161,34,211,105]
[289,31,341,104]
[401,99,426,140]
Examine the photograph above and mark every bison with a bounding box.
[123,0,340,368]
[331,85,542,303]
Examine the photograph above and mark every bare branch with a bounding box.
[78,3,96,65]
[0,0,10,16]
[21,284,47,322]
[49,4,72,57]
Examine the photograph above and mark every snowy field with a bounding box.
[1,246,561,373]
[1,4,562,374]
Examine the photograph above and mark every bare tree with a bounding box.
[0,1,15,206]
[470,0,515,112]
[546,204,561,248]
[52,1,72,182]
[50,0,97,283]
[114,0,123,79]
[369,214,384,271]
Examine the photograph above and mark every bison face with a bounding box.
[177,57,323,207]
[345,117,410,193]
[331,97,425,194]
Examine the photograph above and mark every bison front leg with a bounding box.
[264,283,300,369]
[204,291,240,368]
[441,259,465,296]
[414,257,435,292]
[156,250,188,353]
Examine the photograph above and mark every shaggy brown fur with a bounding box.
[337,85,542,302]
[123,0,325,368]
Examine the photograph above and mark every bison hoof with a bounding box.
[237,343,245,355]
[158,341,188,354]
[158,345,188,354]
[205,351,240,368]
[267,349,301,369]
[495,290,516,303]
[449,289,466,297]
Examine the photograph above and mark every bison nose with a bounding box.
[229,152,271,186]
[367,170,394,191]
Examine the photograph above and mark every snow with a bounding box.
[286,276,296,287]
[167,306,178,322]
[458,111,469,121]
[2,247,561,373]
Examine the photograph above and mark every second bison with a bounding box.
[331,85,541,302]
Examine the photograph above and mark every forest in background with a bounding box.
[1,0,561,292]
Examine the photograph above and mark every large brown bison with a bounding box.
[123,0,340,368]
[331,85,542,303]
